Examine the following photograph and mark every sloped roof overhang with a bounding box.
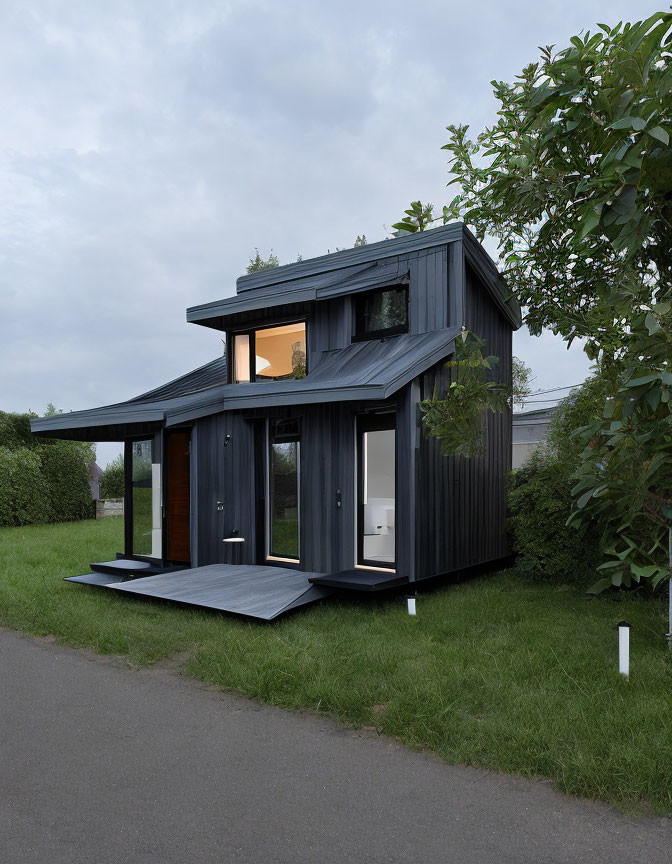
[30,327,461,441]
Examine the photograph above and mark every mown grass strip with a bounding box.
[1,518,670,815]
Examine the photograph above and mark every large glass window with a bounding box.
[267,419,300,562]
[130,440,162,557]
[358,419,395,567]
[354,285,408,340]
[232,322,306,383]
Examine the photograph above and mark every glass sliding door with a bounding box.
[267,419,300,563]
[128,439,162,558]
[357,416,396,568]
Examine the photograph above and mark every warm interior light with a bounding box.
[234,333,251,382]
[255,322,306,380]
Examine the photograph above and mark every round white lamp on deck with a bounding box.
[222,534,245,565]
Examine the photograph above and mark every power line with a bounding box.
[527,383,582,396]
[519,397,569,404]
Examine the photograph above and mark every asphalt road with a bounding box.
[1,628,670,863]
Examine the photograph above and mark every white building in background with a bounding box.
[512,407,557,470]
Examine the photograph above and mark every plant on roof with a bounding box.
[246,248,279,273]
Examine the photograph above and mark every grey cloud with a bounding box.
[0,0,658,465]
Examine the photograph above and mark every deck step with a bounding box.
[90,560,186,579]
[309,569,408,591]
[65,572,127,586]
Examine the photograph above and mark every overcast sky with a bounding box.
[1,0,661,466]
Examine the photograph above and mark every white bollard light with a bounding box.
[407,597,416,616]
[618,621,631,678]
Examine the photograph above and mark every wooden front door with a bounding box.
[165,431,191,563]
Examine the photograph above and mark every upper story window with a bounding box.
[232,322,307,383]
[353,285,409,341]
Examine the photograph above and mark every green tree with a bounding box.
[396,13,672,629]
[512,357,534,408]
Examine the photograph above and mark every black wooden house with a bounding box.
[31,224,521,619]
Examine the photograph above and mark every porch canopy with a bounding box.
[30,326,462,441]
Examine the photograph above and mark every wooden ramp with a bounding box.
[104,564,332,621]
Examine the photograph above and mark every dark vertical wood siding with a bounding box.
[308,297,351,358]
[300,402,357,573]
[407,247,449,334]
[414,262,512,579]
[192,413,257,566]
[192,402,361,574]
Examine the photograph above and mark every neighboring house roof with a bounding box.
[30,327,462,440]
[512,407,557,445]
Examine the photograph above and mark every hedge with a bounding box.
[507,376,609,584]
[40,441,93,523]
[0,446,50,526]
[507,452,602,583]
[0,410,95,526]
[100,453,125,499]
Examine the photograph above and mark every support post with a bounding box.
[618,621,630,679]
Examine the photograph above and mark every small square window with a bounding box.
[354,285,408,340]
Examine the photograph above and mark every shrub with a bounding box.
[39,441,93,522]
[507,374,610,583]
[99,453,125,499]
[0,409,96,525]
[507,451,602,582]
[0,446,50,526]
[0,411,36,450]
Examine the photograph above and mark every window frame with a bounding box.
[228,318,308,383]
[356,412,397,572]
[352,284,409,343]
[124,435,162,563]
[265,418,301,566]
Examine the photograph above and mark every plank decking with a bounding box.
[104,564,332,620]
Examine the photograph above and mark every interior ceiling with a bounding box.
[256,323,306,375]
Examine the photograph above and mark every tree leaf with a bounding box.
[647,126,669,145]
[645,311,662,334]
[608,116,645,130]
[576,489,594,509]
[625,373,660,387]
[579,210,601,238]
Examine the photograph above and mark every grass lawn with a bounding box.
[1,518,671,816]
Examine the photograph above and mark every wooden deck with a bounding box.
[104,564,332,620]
